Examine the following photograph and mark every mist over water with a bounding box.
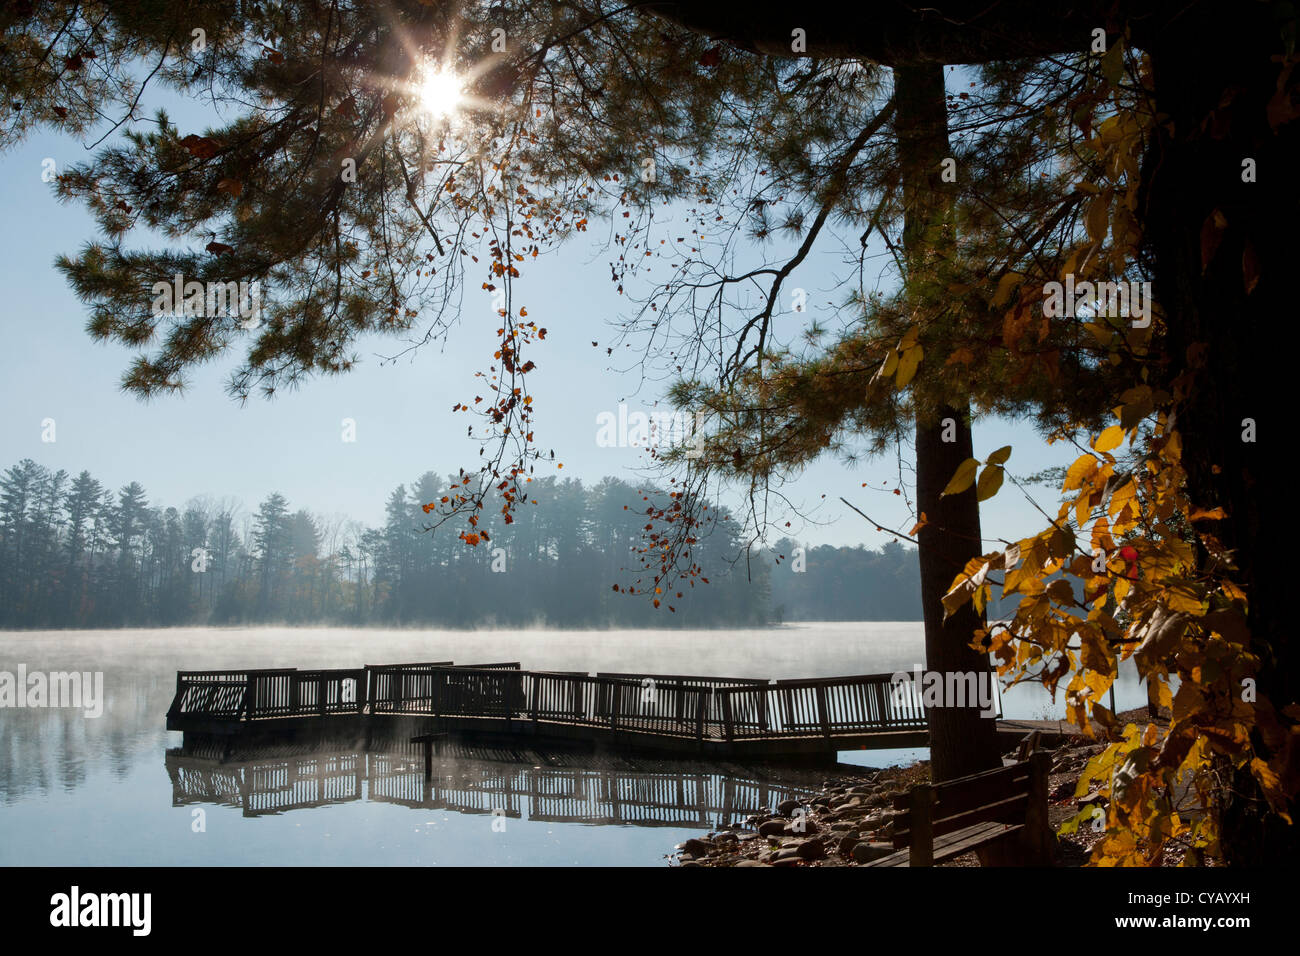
[0,624,1146,865]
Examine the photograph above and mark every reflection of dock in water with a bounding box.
[165,737,827,828]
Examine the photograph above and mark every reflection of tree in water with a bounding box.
[166,737,838,829]
[0,664,163,802]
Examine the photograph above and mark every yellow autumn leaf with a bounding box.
[1153,678,1173,711]
[1164,585,1205,615]
[976,463,1004,501]
[1100,39,1125,87]
[1047,579,1075,605]
[1094,425,1124,453]
[1076,489,1095,529]
[941,573,980,617]
[1250,758,1291,820]
[1064,458,1097,495]
[1113,576,1131,604]
[1059,804,1105,836]
[991,271,1023,307]
[1085,197,1110,242]
[941,458,979,496]
[1107,479,1136,517]
[1085,321,1114,346]
[895,343,922,387]
[1082,632,1115,677]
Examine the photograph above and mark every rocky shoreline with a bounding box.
[671,709,1186,867]
[671,763,926,867]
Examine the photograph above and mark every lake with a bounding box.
[0,624,1146,866]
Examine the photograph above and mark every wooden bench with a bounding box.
[864,751,1054,867]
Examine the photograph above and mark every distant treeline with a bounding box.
[0,458,930,628]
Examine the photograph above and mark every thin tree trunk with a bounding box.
[895,62,1004,781]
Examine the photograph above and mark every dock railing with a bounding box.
[170,663,932,743]
[364,662,455,713]
[168,670,254,720]
[713,673,928,741]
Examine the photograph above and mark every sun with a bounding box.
[416,64,465,120]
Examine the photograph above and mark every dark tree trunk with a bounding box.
[915,403,1006,781]
[896,62,1004,782]
[1143,7,1292,863]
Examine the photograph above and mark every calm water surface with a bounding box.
[0,624,1144,865]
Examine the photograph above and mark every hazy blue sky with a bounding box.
[0,85,1078,552]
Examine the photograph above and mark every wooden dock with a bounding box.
[166,660,1039,762]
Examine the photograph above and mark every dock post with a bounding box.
[908,784,935,867]
[1025,750,1054,864]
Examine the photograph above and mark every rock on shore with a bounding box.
[671,765,923,868]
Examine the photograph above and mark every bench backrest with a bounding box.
[891,752,1049,850]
